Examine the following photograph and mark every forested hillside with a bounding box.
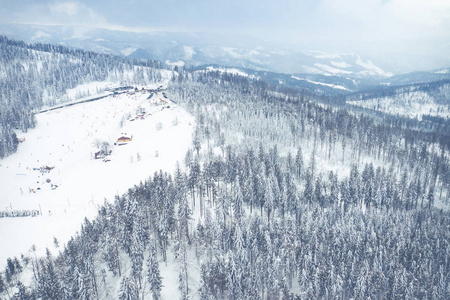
[1,67,449,299]
[0,36,164,158]
[347,80,450,120]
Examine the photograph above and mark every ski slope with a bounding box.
[0,86,195,269]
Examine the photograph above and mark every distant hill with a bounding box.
[0,23,393,78]
[347,80,450,119]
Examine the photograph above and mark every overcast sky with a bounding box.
[2,0,449,69]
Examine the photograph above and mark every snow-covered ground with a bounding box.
[291,75,351,91]
[0,86,195,269]
[60,81,116,102]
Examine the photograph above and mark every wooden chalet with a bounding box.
[117,136,132,145]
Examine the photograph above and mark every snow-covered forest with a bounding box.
[347,80,450,120]
[0,38,449,299]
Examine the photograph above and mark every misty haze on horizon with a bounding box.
[1,0,449,74]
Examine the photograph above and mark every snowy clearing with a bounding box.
[0,86,194,269]
[314,63,353,75]
[183,46,196,60]
[291,75,350,91]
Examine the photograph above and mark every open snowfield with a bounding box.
[0,87,195,269]
[291,75,351,91]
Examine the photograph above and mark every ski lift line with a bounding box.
[37,93,112,114]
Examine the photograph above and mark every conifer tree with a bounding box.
[147,244,163,300]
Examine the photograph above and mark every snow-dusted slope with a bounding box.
[347,83,450,119]
[0,86,194,268]
[291,75,351,91]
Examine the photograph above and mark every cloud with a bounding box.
[9,1,109,28]
[50,2,87,17]
[6,0,449,43]
[386,0,450,24]
[1,0,448,72]
[315,0,450,40]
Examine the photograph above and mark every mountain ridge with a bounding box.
[0,23,396,78]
